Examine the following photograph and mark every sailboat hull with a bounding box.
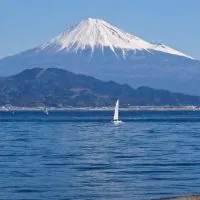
[113,120,122,125]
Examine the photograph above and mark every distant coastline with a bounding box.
[1,105,200,112]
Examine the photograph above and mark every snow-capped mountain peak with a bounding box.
[0,18,199,96]
[39,18,193,59]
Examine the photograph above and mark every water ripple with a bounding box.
[0,111,200,200]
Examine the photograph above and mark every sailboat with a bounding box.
[43,107,49,115]
[113,99,122,124]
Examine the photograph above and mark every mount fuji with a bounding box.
[0,18,200,95]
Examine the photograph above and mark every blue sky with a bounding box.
[1,0,200,59]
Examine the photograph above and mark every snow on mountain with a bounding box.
[39,18,193,59]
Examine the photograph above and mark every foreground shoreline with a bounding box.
[1,106,200,112]
[159,196,200,200]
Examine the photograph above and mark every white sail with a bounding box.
[113,100,119,121]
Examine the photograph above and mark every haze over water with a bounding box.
[0,111,200,200]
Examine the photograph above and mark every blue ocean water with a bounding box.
[0,110,200,200]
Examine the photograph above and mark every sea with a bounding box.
[0,110,200,200]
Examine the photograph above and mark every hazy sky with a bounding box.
[1,0,200,59]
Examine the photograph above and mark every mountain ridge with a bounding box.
[1,67,200,107]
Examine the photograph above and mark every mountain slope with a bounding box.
[0,18,200,95]
[0,68,200,107]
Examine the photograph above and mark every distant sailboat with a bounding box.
[113,100,121,124]
[43,107,49,115]
[4,105,14,114]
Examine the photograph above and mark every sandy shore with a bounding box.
[159,195,200,200]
